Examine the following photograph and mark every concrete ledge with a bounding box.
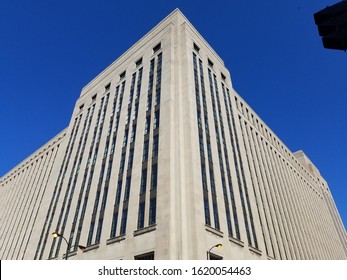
[248,245,262,256]
[229,236,244,247]
[133,225,156,236]
[205,225,224,238]
[106,235,126,245]
[64,250,77,259]
[82,243,100,252]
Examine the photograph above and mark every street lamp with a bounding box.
[52,231,69,260]
[207,243,222,260]
[52,231,86,260]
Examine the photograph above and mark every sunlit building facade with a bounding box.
[1,9,346,260]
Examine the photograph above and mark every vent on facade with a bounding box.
[193,42,200,52]
[105,83,111,91]
[134,251,155,260]
[208,58,214,67]
[153,43,161,53]
[120,71,126,79]
[136,57,143,67]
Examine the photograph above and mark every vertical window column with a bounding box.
[35,117,80,259]
[66,104,95,250]
[193,52,212,227]
[239,119,273,257]
[208,69,235,238]
[72,96,108,250]
[224,87,258,249]
[46,114,83,259]
[110,66,142,238]
[199,58,219,230]
[53,106,94,258]
[136,53,162,230]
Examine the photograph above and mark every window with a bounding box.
[150,164,158,190]
[153,43,161,53]
[125,107,131,124]
[79,104,84,110]
[140,169,147,194]
[142,140,149,161]
[197,111,202,128]
[122,132,128,148]
[207,141,212,162]
[101,186,109,209]
[95,218,103,243]
[153,110,160,130]
[115,180,122,204]
[87,221,95,245]
[110,142,115,155]
[92,94,97,101]
[208,59,214,67]
[110,212,118,238]
[124,176,131,201]
[193,42,200,52]
[152,134,159,157]
[149,198,156,225]
[209,253,223,260]
[221,73,226,81]
[105,83,111,91]
[130,125,136,143]
[204,116,209,134]
[199,138,204,157]
[133,103,139,120]
[137,202,145,229]
[120,71,126,79]
[210,170,216,194]
[120,209,128,235]
[146,95,152,111]
[135,57,143,67]
[144,116,150,135]
[134,252,154,260]
[127,149,134,170]
[119,153,126,173]
[155,88,160,106]
[204,198,211,225]
[201,164,207,190]
[212,201,220,230]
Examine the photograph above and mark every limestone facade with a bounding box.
[1,9,346,260]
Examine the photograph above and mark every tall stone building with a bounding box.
[0,9,346,260]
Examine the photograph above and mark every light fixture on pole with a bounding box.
[52,231,70,260]
[51,231,86,260]
[207,243,222,260]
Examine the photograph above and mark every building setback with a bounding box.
[0,9,346,260]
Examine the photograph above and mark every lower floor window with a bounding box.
[134,251,154,260]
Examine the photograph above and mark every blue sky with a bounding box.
[0,0,346,230]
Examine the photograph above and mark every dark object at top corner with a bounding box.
[314,0,347,51]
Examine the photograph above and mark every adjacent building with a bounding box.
[1,9,346,260]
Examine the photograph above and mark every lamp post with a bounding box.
[52,231,70,260]
[52,231,86,260]
[207,243,222,260]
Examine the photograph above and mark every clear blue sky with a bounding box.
[1,0,346,229]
